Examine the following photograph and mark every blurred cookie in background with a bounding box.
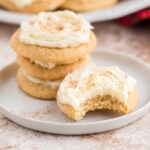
[0,0,65,13]
[61,0,118,12]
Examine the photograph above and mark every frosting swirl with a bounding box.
[20,11,93,48]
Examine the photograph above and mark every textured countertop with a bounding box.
[0,21,150,150]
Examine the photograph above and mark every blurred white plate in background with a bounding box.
[0,0,150,24]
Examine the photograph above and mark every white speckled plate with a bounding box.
[0,50,150,135]
[0,0,150,24]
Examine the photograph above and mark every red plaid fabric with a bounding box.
[118,8,150,26]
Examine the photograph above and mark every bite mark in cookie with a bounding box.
[57,65,139,120]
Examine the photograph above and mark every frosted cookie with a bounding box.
[17,55,92,80]
[57,65,139,120]
[0,0,65,13]
[17,69,61,100]
[11,11,96,63]
[61,0,118,12]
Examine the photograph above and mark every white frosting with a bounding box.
[20,11,93,48]
[31,59,77,69]
[23,71,61,90]
[57,65,136,110]
[11,0,39,8]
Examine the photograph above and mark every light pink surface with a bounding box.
[0,22,150,149]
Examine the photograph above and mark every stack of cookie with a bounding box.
[10,10,96,100]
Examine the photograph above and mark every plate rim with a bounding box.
[0,0,150,24]
[0,50,150,127]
